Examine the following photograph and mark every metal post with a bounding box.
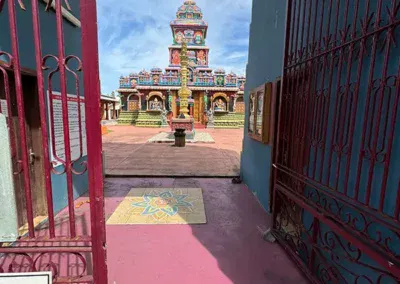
[80,0,108,283]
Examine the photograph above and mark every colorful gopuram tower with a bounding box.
[117,0,246,128]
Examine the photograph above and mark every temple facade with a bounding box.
[117,0,246,128]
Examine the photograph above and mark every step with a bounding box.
[194,123,206,129]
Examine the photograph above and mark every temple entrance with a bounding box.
[235,96,245,113]
[128,93,141,111]
[174,92,205,126]
[192,92,205,123]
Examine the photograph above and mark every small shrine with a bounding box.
[146,92,165,112]
[117,0,246,128]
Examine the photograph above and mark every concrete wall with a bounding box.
[240,0,287,211]
[0,1,86,214]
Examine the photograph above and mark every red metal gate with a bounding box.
[0,0,107,283]
[273,0,400,283]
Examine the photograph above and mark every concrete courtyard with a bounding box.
[102,126,244,177]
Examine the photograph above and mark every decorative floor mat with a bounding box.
[107,188,207,225]
[148,132,215,143]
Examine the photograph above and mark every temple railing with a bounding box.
[119,76,245,89]
[225,83,237,87]
[120,82,131,88]
[159,81,181,86]
[193,81,215,87]
[138,80,152,85]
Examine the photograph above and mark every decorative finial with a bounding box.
[180,40,189,88]
[177,38,191,118]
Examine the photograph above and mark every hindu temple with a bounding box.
[117,0,246,128]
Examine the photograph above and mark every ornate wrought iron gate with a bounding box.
[0,0,107,283]
[273,0,400,282]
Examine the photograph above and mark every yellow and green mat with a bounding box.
[107,188,206,225]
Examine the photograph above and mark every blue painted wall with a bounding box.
[240,0,399,281]
[241,0,400,281]
[0,1,87,214]
[240,0,287,211]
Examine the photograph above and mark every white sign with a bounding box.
[0,114,18,243]
[0,272,52,284]
[0,99,8,117]
[47,91,87,166]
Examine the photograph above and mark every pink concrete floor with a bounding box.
[103,178,307,284]
[2,178,307,283]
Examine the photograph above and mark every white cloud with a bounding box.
[97,0,252,94]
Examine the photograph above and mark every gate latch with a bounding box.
[29,148,36,165]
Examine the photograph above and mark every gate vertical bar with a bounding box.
[30,0,56,238]
[343,0,365,196]
[373,0,397,211]
[272,0,292,217]
[80,0,108,282]
[55,0,76,237]
[7,0,35,237]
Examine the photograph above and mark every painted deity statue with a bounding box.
[175,32,184,44]
[161,108,168,125]
[150,97,162,111]
[216,76,224,86]
[214,98,226,111]
[207,108,214,122]
[172,50,181,65]
[197,50,206,65]
[188,50,196,66]
[194,31,202,44]
[153,75,160,85]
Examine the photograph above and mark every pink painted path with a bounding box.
[6,178,306,283]
[103,178,307,284]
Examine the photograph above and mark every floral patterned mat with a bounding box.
[107,188,206,225]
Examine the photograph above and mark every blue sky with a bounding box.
[96,0,252,94]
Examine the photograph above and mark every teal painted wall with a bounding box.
[240,0,400,281]
[240,0,287,211]
[0,1,87,214]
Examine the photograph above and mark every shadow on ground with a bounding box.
[104,143,240,177]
